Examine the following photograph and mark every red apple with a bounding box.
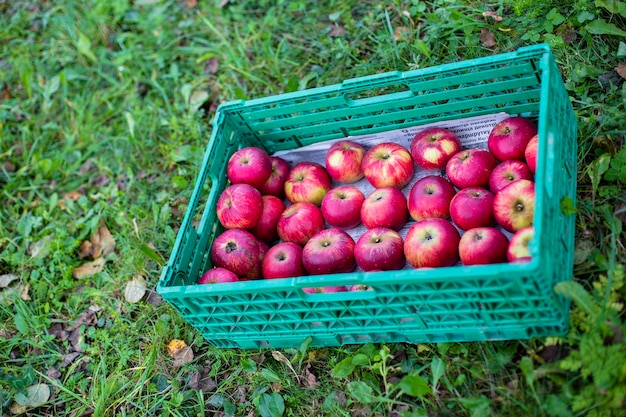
[489,160,534,194]
[238,238,267,281]
[407,175,456,222]
[410,127,462,171]
[458,227,509,265]
[210,229,261,278]
[227,146,273,189]
[449,187,496,230]
[325,140,366,183]
[361,187,408,231]
[259,156,291,198]
[284,161,332,206]
[361,142,414,189]
[349,284,373,291]
[508,226,534,262]
[302,229,356,275]
[445,149,497,189]
[404,218,461,268]
[251,195,286,243]
[302,286,348,294]
[198,267,239,284]
[487,116,537,162]
[262,242,305,279]
[354,227,405,271]
[321,185,365,229]
[277,202,325,246]
[524,134,539,174]
[216,183,263,230]
[493,179,535,233]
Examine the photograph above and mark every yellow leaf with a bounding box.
[167,339,187,356]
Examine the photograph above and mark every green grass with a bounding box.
[1,0,626,416]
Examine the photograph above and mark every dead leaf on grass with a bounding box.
[1,85,10,101]
[204,57,219,74]
[480,28,497,48]
[303,363,319,388]
[186,0,197,7]
[219,0,229,8]
[482,11,503,21]
[394,26,411,41]
[93,220,116,258]
[72,257,105,279]
[124,274,147,303]
[0,274,19,288]
[20,283,31,301]
[329,24,346,37]
[271,350,300,383]
[13,383,50,409]
[167,339,194,366]
[616,62,626,80]
[63,191,83,202]
[167,339,188,356]
[46,366,61,379]
[188,369,217,392]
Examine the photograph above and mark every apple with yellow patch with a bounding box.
[410,127,462,171]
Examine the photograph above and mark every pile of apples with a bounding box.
[200,116,539,292]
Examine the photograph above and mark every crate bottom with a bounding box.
[202,320,569,349]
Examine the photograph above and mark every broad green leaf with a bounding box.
[240,358,257,373]
[331,356,356,378]
[351,353,369,366]
[223,400,236,417]
[140,243,164,266]
[347,381,377,403]
[397,373,430,398]
[430,357,445,392]
[459,396,492,417]
[260,368,281,382]
[554,281,597,318]
[618,41,626,58]
[588,153,611,196]
[519,356,536,387]
[14,384,50,407]
[414,39,431,58]
[76,31,97,62]
[543,394,572,417]
[258,392,284,417]
[44,75,60,98]
[595,0,626,17]
[585,19,626,37]
[125,111,135,139]
[14,313,29,335]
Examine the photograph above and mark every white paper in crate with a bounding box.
[273,112,512,269]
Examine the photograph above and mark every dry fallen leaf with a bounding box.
[329,25,346,37]
[186,0,197,7]
[480,28,497,48]
[394,26,411,41]
[167,339,194,366]
[20,283,31,301]
[13,383,50,408]
[219,0,229,7]
[93,220,116,258]
[204,57,219,74]
[63,191,82,202]
[482,11,503,21]
[72,257,106,279]
[0,274,19,288]
[124,274,147,303]
[167,339,187,356]
[616,62,626,80]
[1,85,11,101]
[188,369,217,392]
[271,350,300,383]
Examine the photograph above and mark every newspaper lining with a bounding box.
[272,112,513,270]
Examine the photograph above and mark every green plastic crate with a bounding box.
[157,44,577,349]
